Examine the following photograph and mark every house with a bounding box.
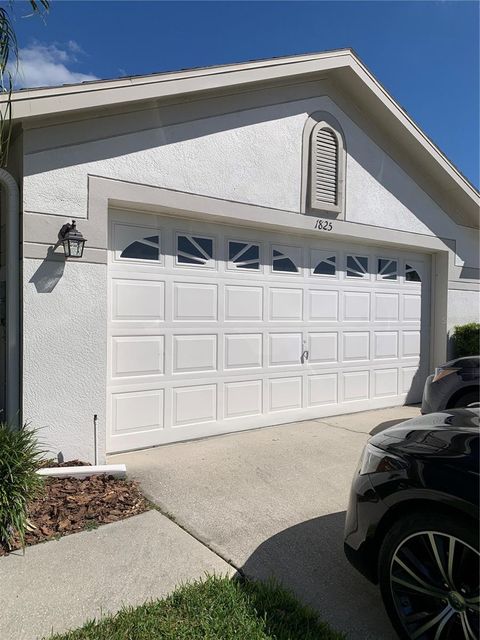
[1,49,478,462]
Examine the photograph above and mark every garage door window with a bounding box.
[272,248,298,273]
[313,254,336,276]
[377,258,398,281]
[405,263,421,282]
[346,255,369,278]
[120,235,160,261]
[228,241,260,270]
[177,235,214,266]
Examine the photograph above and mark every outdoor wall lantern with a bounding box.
[59,220,87,258]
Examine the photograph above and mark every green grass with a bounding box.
[46,575,344,640]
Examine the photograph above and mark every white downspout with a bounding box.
[0,169,20,426]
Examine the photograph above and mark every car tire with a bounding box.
[378,511,479,640]
[451,390,480,408]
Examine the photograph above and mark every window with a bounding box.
[272,249,298,273]
[228,241,260,270]
[177,235,213,265]
[120,235,160,261]
[377,258,398,280]
[405,263,421,282]
[305,113,346,215]
[313,255,336,276]
[346,255,369,278]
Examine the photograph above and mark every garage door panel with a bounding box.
[374,331,399,360]
[172,384,217,426]
[308,332,338,363]
[373,368,398,398]
[269,376,302,412]
[343,291,370,322]
[402,331,421,358]
[269,333,303,366]
[225,334,263,369]
[111,336,164,377]
[112,279,165,321]
[374,292,399,321]
[308,373,338,407]
[107,213,430,452]
[343,332,370,362]
[173,335,217,373]
[225,380,262,418]
[225,285,263,321]
[343,370,370,401]
[403,294,422,321]
[269,288,303,321]
[308,290,338,321]
[111,389,164,434]
[174,282,217,321]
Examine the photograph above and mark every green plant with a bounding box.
[0,1,50,166]
[0,423,45,548]
[451,322,480,358]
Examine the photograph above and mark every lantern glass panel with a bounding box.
[69,239,84,257]
[62,238,71,258]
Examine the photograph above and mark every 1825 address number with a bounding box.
[314,219,333,231]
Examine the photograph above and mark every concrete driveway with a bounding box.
[111,405,420,639]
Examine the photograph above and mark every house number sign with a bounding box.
[314,219,333,231]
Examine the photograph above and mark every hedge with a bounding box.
[451,322,480,358]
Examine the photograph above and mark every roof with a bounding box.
[4,48,479,226]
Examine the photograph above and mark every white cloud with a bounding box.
[12,41,98,89]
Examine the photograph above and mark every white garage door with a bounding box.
[107,210,430,453]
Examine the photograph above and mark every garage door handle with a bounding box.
[301,350,309,363]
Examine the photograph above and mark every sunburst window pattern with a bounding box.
[229,241,260,270]
[120,235,160,260]
[314,255,336,276]
[346,255,368,278]
[177,235,214,265]
[377,258,398,280]
[272,249,298,273]
[405,264,421,282]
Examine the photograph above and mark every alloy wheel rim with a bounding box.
[390,530,479,639]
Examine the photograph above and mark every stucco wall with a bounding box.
[23,258,107,461]
[447,289,480,332]
[23,93,478,268]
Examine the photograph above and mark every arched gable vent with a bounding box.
[312,127,338,206]
[302,112,346,216]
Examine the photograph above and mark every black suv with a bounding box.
[344,408,479,640]
[421,356,479,414]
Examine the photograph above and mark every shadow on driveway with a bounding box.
[241,511,396,639]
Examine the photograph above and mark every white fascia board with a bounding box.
[5,50,349,119]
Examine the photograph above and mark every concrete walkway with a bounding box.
[112,405,420,640]
[0,510,235,640]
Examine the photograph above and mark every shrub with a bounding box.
[451,322,480,358]
[0,423,45,548]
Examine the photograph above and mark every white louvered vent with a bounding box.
[312,127,338,207]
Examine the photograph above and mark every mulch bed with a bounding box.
[0,462,150,556]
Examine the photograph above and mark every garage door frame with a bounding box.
[88,177,450,455]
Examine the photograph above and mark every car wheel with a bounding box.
[451,390,479,408]
[378,512,479,640]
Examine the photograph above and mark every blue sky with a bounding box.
[11,0,479,187]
